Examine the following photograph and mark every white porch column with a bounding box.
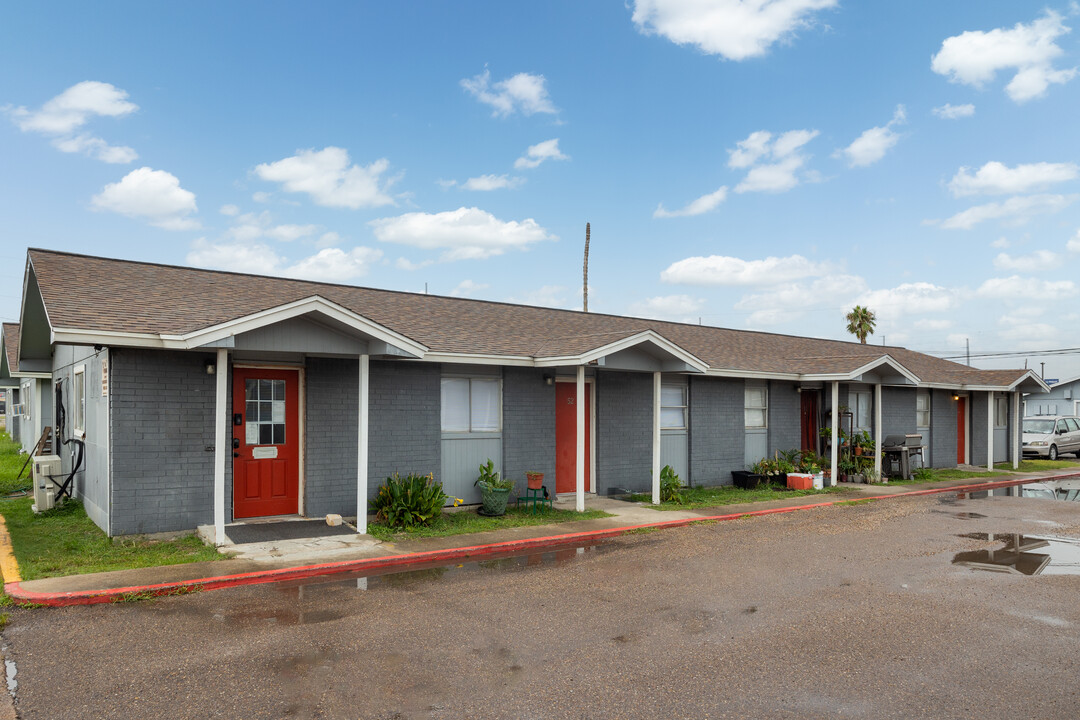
[575,365,585,512]
[986,391,994,471]
[652,371,661,505]
[213,347,228,545]
[357,354,370,534]
[1012,390,1020,470]
[874,383,882,481]
[830,381,839,482]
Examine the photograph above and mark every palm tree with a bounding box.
[845,305,876,344]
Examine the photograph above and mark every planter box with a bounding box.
[787,473,813,490]
[731,471,765,489]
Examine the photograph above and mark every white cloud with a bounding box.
[728,128,819,193]
[914,318,953,331]
[654,186,728,218]
[976,275,1078,300]
[834,105,906,168]
[461,69,557,117]
[395,257,435,271]
[630,0,838,61]
[735,274,866,326]
[8,81,139,164]
[254,146,396,209]
[939,193,1078,230]
[91,167,199,230]
[855,282,960,320]
[993,250,1060,272]
[931,10,1078,103]
[991,237,1010,248]
[461,174,525,191]
[1068,229,1080,253]
[628,294,705,322]
[661,253,832,286]
[514,139,569,170]
[449,280,490,297]
[252,191,272,204]
[219,204,240,216]
[223,211,320,243]
[370,207,555,262]
[932,103,975,119]
[948,161,1079,197]
[946,333,971,347]
[186,239,381,282]
[316,231,341,248]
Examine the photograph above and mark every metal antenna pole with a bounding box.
[583,222,590,312]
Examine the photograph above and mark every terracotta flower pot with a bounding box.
[526,472,544,490]
[855,447,863,456]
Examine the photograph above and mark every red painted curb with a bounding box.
[6,472,1075,607]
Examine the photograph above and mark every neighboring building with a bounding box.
[1024,376,1080,418]
[1,322,52,449]
[5,249,1048,540]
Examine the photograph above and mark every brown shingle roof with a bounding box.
[2,323,19,374]
[26,248,1033,388]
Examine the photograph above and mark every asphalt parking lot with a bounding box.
[3,490,1080,719]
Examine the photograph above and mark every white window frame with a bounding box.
[73,365,86,437]
[660,384,687,430]
[20,380,31,421]
[916,392,931,429]
[745,385,768,430]
[994,396,1008,428]
[440,376,503,434]
[851,390,872,432]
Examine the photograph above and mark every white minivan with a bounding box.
[1022,416,1080,460]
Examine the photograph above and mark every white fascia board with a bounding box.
[801,356,921,386]
[418,352,535,367]
[704,368,801,381]
[52,327,171,349]
[535,330,709,373]
[172,296,428,358]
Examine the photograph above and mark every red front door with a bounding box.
[233,368,300,518]
[956,397,966,465]
[555,382,591,494]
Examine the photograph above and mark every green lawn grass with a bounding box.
[627,483,846,511]
[0,430,225,584]
[994,459,1080,473]
[0,432,30,495]
[368,506,612,543]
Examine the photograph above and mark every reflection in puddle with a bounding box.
[953,533,1080,576]
[954,479,1080,502]
[931,510,988,520]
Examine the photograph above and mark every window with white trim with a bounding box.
[851,390,872,431]
[995,396,1008,428]
[73,366,86,436]
[916,392,931,429]
[745,385,767,429]
[441,377,501,432]
[661,384,687,429]
[21,381,31,421]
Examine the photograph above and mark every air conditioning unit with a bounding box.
[32,454,62,513]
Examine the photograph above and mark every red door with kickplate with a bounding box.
[956,397,966,465]
[555,382,591,494]
[233,368,300,518]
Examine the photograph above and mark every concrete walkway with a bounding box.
[5,469,1079,605]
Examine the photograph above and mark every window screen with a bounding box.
[745,386,767,429]
[994,397,1008,427]
[916,392,930,429]
[73,368,86,434]
[851,391,871,431]
[661,385,687,429]
[441,377,502,432]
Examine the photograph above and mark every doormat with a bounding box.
[225,519,356,545]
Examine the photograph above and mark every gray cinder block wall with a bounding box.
[767,381,800,456]
[367,359,441,497]
[304,357,359,516]
[502,367,556,489]
[970,392,988,466]
[596,371,652,495]
[879,387,916,440]
[110,349,219,535]
[930,389,958,468]
[688,376,744,486]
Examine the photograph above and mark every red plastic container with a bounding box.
[786,473,813,490]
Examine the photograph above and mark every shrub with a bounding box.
[659,465,683,503]
[475,458,514,491]
[371,472,448,529]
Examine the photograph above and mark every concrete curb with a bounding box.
[4,473,1077,607]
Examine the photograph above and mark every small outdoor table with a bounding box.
[516,487,553,514]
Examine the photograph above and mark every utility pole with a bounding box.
[965,338,970,367]
[1041,362,1045,379]
[583,222,590,313]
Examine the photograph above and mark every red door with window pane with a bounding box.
[555,382,591,494]
[956,397,966,465]
[233,368,300,518]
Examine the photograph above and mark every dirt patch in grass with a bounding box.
[0,498,226,582]
[626,484,846,511]
[367,506,612,542]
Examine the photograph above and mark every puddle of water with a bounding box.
[953,480,1080,503]
[5,655,16,696]
[931,509,988,520]
[952,532,1080,576]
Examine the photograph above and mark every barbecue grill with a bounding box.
[882,434,924,479]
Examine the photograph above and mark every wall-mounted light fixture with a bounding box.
[542,373,554,386]
[951,390,960,401]
[205,359,216,376]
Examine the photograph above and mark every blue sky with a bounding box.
[3,2,1080,377]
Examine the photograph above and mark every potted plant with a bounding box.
[733,463,766,489]
[525,471,545,490]
[475,458,514,516]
